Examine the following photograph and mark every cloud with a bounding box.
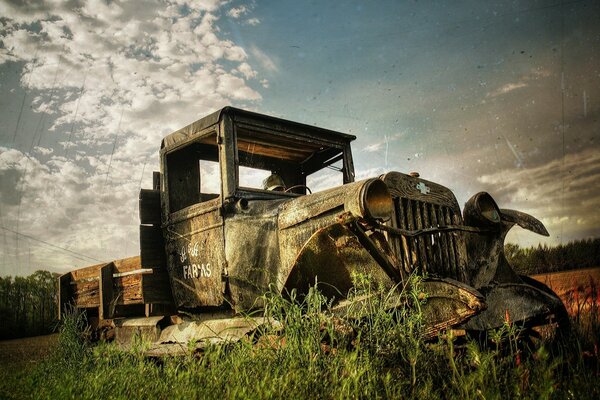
[489,82,528,97]
[227,5,248,19]
[235,62,257,79]
[364,143,382,153]
[477,148,600,245]
[0,0,266,275]
[250,45,279,72]
[486,67,552,98]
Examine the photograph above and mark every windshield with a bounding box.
[235,125,346,195]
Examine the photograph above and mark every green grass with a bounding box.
[1,276,598,400]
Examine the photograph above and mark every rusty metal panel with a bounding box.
[278,211,341,288]
[220,113,237,200]
[165,199,225,308]
[381,171,461,210]
[224,200,283,311]
[283,222,395,300]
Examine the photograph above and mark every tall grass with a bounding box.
[0,275,598,399]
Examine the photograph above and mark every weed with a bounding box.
[1,277,599,400]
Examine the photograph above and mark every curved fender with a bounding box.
[464,194,549,289]
[499,209,549,237]
[460,281,564,331]
[282,222,396,300]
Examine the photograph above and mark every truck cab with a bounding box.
[142,107,359,309]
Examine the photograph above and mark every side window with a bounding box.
[167,133,220,213]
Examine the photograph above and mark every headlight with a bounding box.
[464,192,501,227]
[345,179,393,221]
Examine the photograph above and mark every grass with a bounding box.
[0,275,598,400]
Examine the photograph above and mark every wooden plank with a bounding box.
[73,273,145,308]
[58,273,72,320]
[72,280,100,307]
[139,189,161,225]
[99,263,114,320]
[112,256,143,272]
[142,269,174,304]
[153,171,160,191]
[68,257,171,311]
[111,304,146,318]
[140,225,166,267]
[70,256,142,281]
[69,261,106,281]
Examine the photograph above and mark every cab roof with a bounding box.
[160,106,356,152]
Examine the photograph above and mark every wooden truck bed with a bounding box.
[58,256,174,320]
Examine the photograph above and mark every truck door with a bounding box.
[162,134,226,308]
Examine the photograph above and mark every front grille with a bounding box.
[387,197,466,282]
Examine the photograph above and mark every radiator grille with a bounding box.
[387,197,466,281]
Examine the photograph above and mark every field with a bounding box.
[530,267,600,316]
[0,273,598,399]
[0,334,58,367]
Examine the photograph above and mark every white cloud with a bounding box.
[489,82,528,97]
[250,45,279,72]
[246,18,260,26]
[227,5,248,18]
[487,68,553,98]
[0,0,267,275]
[33,146,54,155]
[364,143,382,153]
[236,62,257,79]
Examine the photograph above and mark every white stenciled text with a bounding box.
[178,241,199,263]
[183,263,212,279]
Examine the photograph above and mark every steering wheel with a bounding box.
[284,185,312,194]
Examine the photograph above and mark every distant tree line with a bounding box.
[0,270,59,340]
[505,238,600,275]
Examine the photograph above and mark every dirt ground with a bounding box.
[0,334,58,367]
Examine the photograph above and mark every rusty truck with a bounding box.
[58,107,567,353]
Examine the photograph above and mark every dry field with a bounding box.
[0,334,58,368]
[530,267,600,316]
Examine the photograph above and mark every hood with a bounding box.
[277,178,389,230]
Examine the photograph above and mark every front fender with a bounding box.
[462,192,564,329]
[282,222,395,299]
[463,192,549,289]
[499,208,549,237]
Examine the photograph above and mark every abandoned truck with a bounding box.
[59,107,566,351]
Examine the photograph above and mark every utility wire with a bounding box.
[64,72,88,158]
[0,225,103,263]
[105,108,124,186]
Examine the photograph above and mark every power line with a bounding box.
[0,225,103,263]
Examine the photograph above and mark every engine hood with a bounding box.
[277,178,386,230]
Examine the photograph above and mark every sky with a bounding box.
[0,0,599,276]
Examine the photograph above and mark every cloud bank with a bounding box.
[0,0,263,274]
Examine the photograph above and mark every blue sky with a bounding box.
[0,0,599,275]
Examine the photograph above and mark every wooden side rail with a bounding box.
[59,256,174,320]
